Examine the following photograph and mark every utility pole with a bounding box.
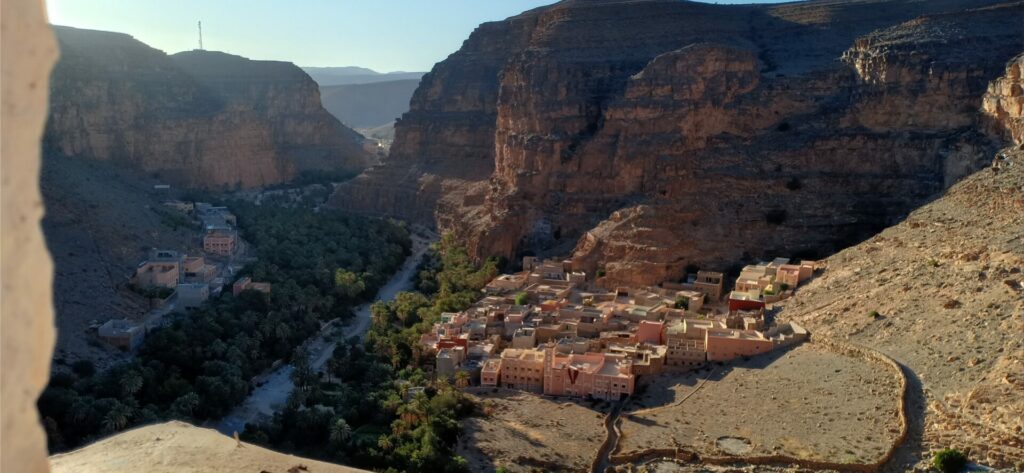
[197,20,203,50]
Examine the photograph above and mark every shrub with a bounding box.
[763,289,776,296]
[596,268,606,278]
[674,298,689,310]
[868,310,881,319]
[932,448,968,473]
[779,283,790,291]
[513,292,528,306]
[928,259,941,268]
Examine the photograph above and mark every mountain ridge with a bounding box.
[44,26,372,190]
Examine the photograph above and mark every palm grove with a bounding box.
[38,201,410,452]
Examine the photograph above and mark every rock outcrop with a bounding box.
[49,421,369,473]
[332,0,1023,286]
[45,26,372,189]
[983,53,1024,146]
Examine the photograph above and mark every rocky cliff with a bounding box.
[983,53,1024,146]
[332,0,1023,286]
[45,26,372,189]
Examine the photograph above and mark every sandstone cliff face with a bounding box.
[983,54,1024,146]
[45,26,371,189]
[333,0,1022,286]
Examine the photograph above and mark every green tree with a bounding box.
[329,418,353,448]
[454,371,470,389]
[169,392,200,419]
[102,403,132,433]
[334,270,366,299]
[513,292,528,305]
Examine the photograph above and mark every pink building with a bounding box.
[499,348,546,393]
[544,351,635,400]
[203,229,236,257]
[481,359,501,387]
[131,260,179,289]
[636,320,664,345]
[233,276,271,296]
[705,329,775,361]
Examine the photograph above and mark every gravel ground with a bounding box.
[618,343,902,464]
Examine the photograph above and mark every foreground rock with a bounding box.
[49,421,367,473]
[333,0,1021,286]
[45,26,372,189]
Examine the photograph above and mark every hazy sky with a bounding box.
[46,0,786,72]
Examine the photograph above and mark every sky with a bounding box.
[46,0,787,72]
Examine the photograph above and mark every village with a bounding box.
[421,256,815,400]
[96,200,271,351]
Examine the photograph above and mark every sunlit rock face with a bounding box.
[334,0,1022,285]
[983,53,1024,146]
[44,26,371,189]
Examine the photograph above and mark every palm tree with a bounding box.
[120,372,143,398]
[102,404,132,433]
[329,418,352,448]
[454,371,470,389]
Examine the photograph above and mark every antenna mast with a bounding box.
[197,21,203,50]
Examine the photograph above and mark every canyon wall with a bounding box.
[44,26,372,189]
[983,53,1024,146]
[332,0,1023,286]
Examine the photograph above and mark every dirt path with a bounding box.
[214,233,433,435]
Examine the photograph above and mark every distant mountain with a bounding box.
[302,66,425,86]
[45,26,372,189]
[319,79,420,129]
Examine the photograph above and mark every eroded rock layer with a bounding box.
[45,26,371,189]
[333,0,1023,285]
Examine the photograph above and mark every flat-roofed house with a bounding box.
[694,271,724,300]
[182,256,217,283]
[500,348,547,393]
[511,327,536,348]
[176,283,209,312]
[484,273,528,294]
[481,358,502,387]
[203,229,237,257]
[705,329,775,361]
[544,351,635,400]
[728,290,765,312]
[233,276,271,296]
[436,347,466,378]
[636,320,664,345]
[98,319,145,351]
[131,260,180,289]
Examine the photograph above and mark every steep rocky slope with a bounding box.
[777,145,1023,469]
[45,26,372,189]
[332,0,1022,286]
[49,421,368,473]
[41,155,199,370]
